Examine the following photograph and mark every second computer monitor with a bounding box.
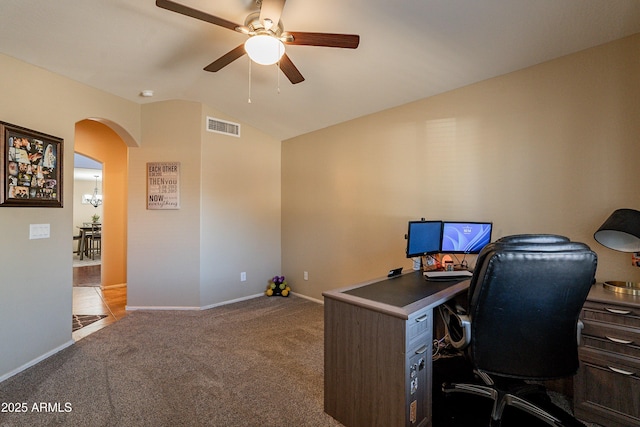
[441,221,492,254]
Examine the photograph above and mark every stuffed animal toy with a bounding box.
[266,275,290,297]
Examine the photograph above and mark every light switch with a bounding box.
[29,223,50,239]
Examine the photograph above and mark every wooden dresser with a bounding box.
[574,284,640,426]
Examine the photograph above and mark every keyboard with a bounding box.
[424,270,473,279]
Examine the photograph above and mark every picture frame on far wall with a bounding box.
[0,121,63,208]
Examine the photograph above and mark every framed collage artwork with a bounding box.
[0,121,63,207]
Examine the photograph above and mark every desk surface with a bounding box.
[323,270,470,320]
[343,271,467,307]
[586,282,640,308]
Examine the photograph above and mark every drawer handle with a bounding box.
[415,314,428,323]
[605,335,634,345]
[605,307,632,315]
[415,345,428,355]
[608,366,635,376]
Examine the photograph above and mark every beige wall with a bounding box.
[0,53,140,380]
[282,34,640,301]
[126,101,282,309]
[75,119,128,287]
[2,32,639,382]
[127,100,203,308]
[0,53,282,380]
[199,105,282,305]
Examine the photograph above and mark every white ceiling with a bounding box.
[74,168,103,182]
[1,0,639,141]
[73,153,102,181]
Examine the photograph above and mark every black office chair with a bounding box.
[439,234,597,427]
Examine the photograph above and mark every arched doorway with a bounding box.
[72,119,128,339]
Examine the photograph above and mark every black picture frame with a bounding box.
[0,121,63,208]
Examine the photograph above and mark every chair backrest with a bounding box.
[467,234,570,301]
[467,235,597,380]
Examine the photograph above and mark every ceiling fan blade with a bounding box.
[278,54,304,84]
[259,0,286,28]
[284,32,360,49]
[204,45,247,72]
[156,0,240,31]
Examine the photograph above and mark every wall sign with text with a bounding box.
[147,162,180,210]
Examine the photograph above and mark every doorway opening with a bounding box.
[72,119,129,340]
[73,153,102,276]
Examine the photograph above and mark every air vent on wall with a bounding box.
[206,116,240,137]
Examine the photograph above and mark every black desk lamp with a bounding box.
[594,208,640,295]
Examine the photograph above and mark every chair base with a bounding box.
[442,374,586,427]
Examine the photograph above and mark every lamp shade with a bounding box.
[244,35,285,65]
[594,208,640,252]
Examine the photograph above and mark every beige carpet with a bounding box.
[0,295,342,427]
[0,295,594,427]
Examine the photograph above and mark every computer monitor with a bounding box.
[406,220,442,258]
[441,221,492,254]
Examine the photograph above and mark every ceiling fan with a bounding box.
[156,0,360,84]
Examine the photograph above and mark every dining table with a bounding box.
[76,223,101,260]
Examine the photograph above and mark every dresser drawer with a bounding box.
[575,287,640,426]
[575,347,640,425]
[582,301,640,329]
[408,310,431,341]
[582,320,640,358]
[578,345,640,374]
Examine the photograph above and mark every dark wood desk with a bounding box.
[323,271,470,427]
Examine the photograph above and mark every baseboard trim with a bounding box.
[125,292,322,311]
[291,292,324,305]
[126,305,201,311]
[0,339,74,384]
[101,283,126,290]
[200,293,263,311]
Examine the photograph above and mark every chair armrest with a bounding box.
[440,304,472,350]
[450,314,471,349]
[577,319,584,346]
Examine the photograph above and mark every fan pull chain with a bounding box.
[276,43,283,94]
[248,59,252,104]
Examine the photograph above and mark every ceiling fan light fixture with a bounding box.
[244,34,285,66]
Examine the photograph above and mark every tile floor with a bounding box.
[72,286,127,341]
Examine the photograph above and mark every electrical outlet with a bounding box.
[240,272,247,282]
[304,271,308,281]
